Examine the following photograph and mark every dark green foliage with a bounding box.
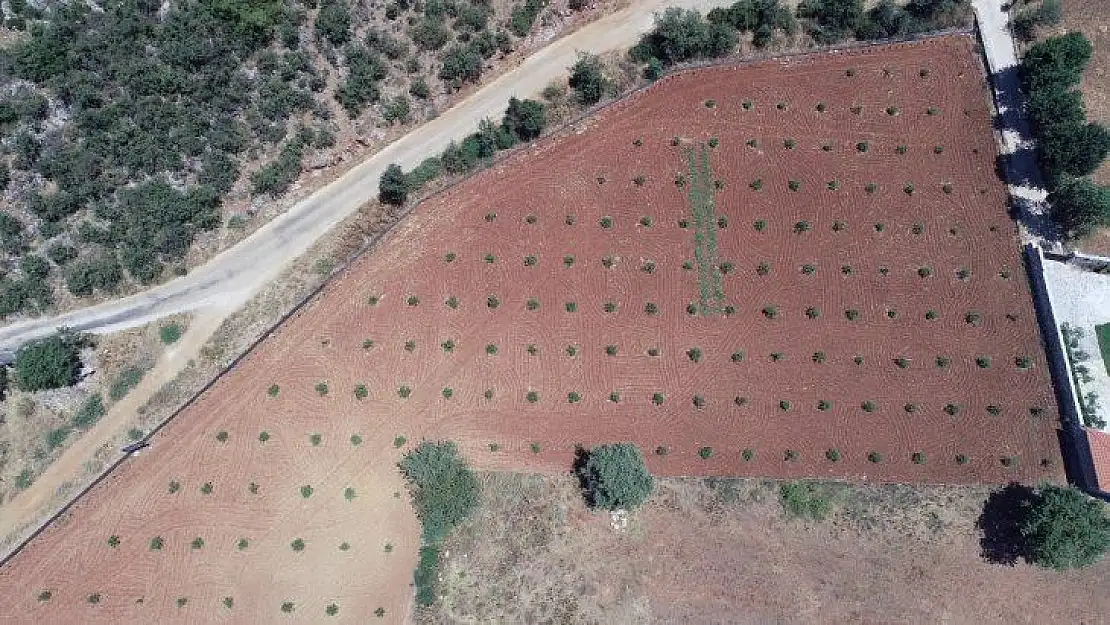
[409,77,431,99]
[568,53,608,105]
[1019,33,1108,184]
[250,139,306,196]
[501,97,546,141]
[71,394,105,429]
[707,0,795,47]
[1039,121,1110,180]
[399,441,479,544]
[315,0,352,46]
[336,45,387,117]
[409,17,451,51]
[1022,485,1110,570]
[414,545,440,605]
[1021,32,1092,93]
[577,443,654,510]
[1,0,302,292]
[383,95,411,124]
[509,0,545,37]
[400,441,478,605]
[407,157,442,191]
[630,8,737,66]
[379,164,409,205]
[796,0,865,43]
[439,44,483,84]
[1049,176,1110,240]
[779,481,831,520]
[15,330,82,391]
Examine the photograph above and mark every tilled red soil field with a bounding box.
[0,35,1066,621]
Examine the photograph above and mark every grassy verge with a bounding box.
[685,143,725,314]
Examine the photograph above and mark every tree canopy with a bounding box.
[1048,176,1110,240]
[577,443,654,510]
[568,53,609,105]
[501,97,546,141]
[398,440,479,544]
[378,164,410,206]
[1022,485,1110,570]
[14,330,83,392]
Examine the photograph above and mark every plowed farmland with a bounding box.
[0,35,1066,621]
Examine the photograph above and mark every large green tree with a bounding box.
[577,443,654,510]
[1021,31,1092,92]
[1022,485,1110,570]
[1048,176,1110,240]
[1039,121,1110,180]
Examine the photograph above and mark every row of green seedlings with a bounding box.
[160,476,367,499]
[648,444,1028,469]
[304,337,1035,373]
[478,179,955,227]
[740,217,999,237]
[437,248,1001,283]
[366,291,1009,324]
[41,586,379,618]
[272,377,1040,416]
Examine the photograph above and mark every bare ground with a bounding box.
[426,473,1110,624]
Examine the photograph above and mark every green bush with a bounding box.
[379,164,409,206]
[160,323,183,344]
[1022,485,1110,569]
[568,53,608,105]
[400,441,478,605]
[630,7,737,66]
[15,331,83,391]
[502,97,546,141]
[399,441,478,544]
[315,0,352,46]
[779,481,831,520]
[577,443,654,510]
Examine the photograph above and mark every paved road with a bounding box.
[0,0,731,359]
[971,0,1057,242]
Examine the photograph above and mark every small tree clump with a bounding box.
[577,443,654,510]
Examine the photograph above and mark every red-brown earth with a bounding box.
[0,35,1067,622]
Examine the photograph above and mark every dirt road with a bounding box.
[0,0,732,358]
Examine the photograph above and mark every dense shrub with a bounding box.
[14,330,83,391]
[439,44,483,85]
[399,441,478,544]
[577,443,654,510]
[379,164,410,205]
[1022,485,1110,570]
[707,0,795,47]
[399,441,478,605]
[630,8,737,66]
[336,45,388,117]
[1049,176,1110,239]
[250,139,305,196]
[568,53,608,105]
[315,0,352,46]
[796,0,865,43]
[509,0,545,37]
[501,97,546,141]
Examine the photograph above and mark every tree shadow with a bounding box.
[977,483,1039,566]
[572,444,592,504]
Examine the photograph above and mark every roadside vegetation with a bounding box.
[399,440,479,607]
[1018,31,1110,240]
[0,0,587,318]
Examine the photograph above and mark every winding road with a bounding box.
[0,0,731,358]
